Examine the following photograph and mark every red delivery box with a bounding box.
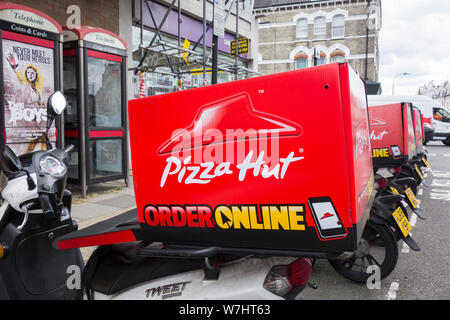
[368,102,416,169]
[412,107,424,154]
[128,63,374,255]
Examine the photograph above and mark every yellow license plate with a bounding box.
[405,187,418,208]
[390,186,399,195]
[422,157,430,169]
[392,206,411,237]
[414,164,424,180]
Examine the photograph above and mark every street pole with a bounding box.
[392,72,410,95]
[364,0,371,80]
[177,0,182,89]
[235,0,239,81]
[212,0,218,84]
[203,0,207,85]
[313,48,318,66]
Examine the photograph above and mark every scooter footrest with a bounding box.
[54,208,142,249]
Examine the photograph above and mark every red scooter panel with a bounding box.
[128,63,373,254]
[412,108,424,154]
[420,113,425,140]
[339,64,374,238]
[405,103,417,157]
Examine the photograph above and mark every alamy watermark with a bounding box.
[66,265,81,290]
[366,265,381,290]
[66,5,81,30]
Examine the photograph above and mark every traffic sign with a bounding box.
[213,0,225,38]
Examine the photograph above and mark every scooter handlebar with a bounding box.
[63,144,75,154]
[39,194,55,218]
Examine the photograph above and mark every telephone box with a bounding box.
[0,2,62,156]
[62,26,128,193]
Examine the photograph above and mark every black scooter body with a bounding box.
[0,204,84,300]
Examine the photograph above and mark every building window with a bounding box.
[314,16,326,39]
[330,55,345,63]
[330,51,346,63]
[294,53,308,69]
[313,51,326,65]
[332,14,345,38]
[317,56,325,65]
[296,18,308,39]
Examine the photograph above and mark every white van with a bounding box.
[367,95,450,145]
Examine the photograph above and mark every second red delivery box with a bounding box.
[368,102,416,169]
[128,63,374,255]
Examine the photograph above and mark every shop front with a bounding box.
[131,0,252,98]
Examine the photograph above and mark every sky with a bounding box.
[378,0,450,95]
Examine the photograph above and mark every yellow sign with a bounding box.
[230,37,249,55]
[422,157,430,169]
[392,206,411,237]
[182,38,190,65]
[414,164,424,180]
[405,187,419,209]
[189,68,223,75]
[390,186,400,195]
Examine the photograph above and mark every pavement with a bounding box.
[68,172,137,260]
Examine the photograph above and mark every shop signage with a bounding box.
[0,8,59,33]
[83,32,126,50]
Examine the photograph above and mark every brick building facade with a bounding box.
[254,0,382,82]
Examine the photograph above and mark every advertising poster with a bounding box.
[2,38,56,156]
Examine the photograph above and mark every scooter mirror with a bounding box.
[45,91,67,150]
[0,145,22,174]
[47,91,66,117]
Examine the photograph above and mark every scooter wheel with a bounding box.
[328,221,398,283]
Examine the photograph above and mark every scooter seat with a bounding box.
[84,242,204,296]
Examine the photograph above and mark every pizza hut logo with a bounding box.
[158,93,302,156]
[370,129,389,141]
[320,212,334,220]
[369,116,387,127]
[157,93,306,187]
